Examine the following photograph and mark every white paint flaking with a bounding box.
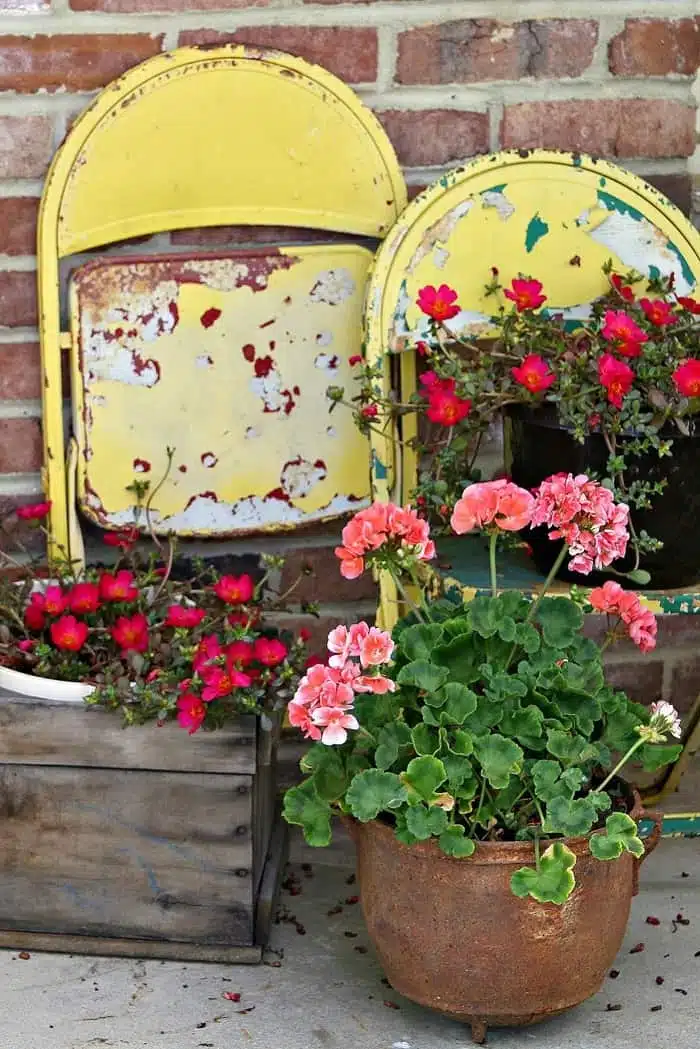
[481,189,515,221]
[281,458,327,499]
[195,354,213,369]
[432,245,450,269]
[326,425,337,438]
[407,199,474,274]
[309,268,356,305]
[201,453,218,468]
[139,492,370,533]
[245,426,261,439]
[315,330,333,347]
[182,258,260,292]
[314,352,340,373]
[250,366,287,414]
[587,213,693,295]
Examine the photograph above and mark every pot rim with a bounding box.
[343,789,645,865]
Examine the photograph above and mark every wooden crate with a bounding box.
[0,690,287,962]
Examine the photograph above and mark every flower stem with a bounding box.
[393,574,426,624]
[592,737,645,794]
[488,530,498,598]
[526,543,569,623]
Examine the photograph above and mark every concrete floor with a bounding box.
[2,799,698,1049]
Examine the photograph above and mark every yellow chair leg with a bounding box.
[66,437,85,575]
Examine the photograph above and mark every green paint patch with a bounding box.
[597,190,645,224]
[525,213,549,253]
[372,451,388,481]
[648,265,661,281]
[483,183,507,194]
[599,177,607,187]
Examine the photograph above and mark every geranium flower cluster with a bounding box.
[589,580,657,653]
[288,622,395,745]
[451,478,535,535]
[335,502,435,580]
[530,473,630,575]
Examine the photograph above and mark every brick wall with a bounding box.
[0,2,698,728]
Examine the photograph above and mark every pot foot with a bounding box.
[470,1018,488,1044]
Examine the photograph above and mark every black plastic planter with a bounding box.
[506,406,700,590]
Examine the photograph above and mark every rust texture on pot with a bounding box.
[347,794,661,1043]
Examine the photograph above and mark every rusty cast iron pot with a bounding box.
[345,793,661,1044]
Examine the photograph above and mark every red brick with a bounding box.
[397,19,597,84]
[178,27,377,84]
[0,272,37,328]
[670,656,700,715]
[171,227,359,248]
[0,343,41,400]
[642,173,692,216]
[376,109,488,167]
[0,35,164,93]
[0,198,38,257]
[0,418,42,473]
[280,544,377,605]
[0,117,53,179]
[501,100,696,158]
[303,0,378,4]
[73,0,267,9]
[610,18,700,77]
[603,659,664,706]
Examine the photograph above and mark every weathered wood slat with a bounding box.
[0,929,263,964]
[0,765,255,944]
[0,692,256,774]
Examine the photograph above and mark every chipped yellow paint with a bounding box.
[363,150,700,630]
[38,45,406,560]
[69,246,372,536]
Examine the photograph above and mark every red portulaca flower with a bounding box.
[111,613,149,652]
[416,284,460,322]
[511,354,555,393]
[43,585,68,617]
[103,527,140,549]
[24,592,46,631]
[15,500,51,521]
[176,693,207,735]
[165,604,206,629]
[426,389,471,426]
[504,278,547,312]
[677,296,700,315]
[598,353,634,409]
[213,574,255,604]
[360,404,379,419]
[253,637,288,667]
[672,359,700,398]
[99,570,139,603]
[640,298,677,328]
[68,582,100,615]
[601,310,647,357]
[50,615,89,652]
[200,664,251,701]
[610,274,635,303]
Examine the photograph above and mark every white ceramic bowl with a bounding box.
[0,664,94,703]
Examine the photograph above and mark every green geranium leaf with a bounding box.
[396,660,449,694]
[447,728,474,756]
[432,635,482,684]
[283,779,333,847]
[546,729,599,766]
[346,770,408,822]
[474,734,524,789]
[515,621,541,654]
[511,842,577,904]
[313,749,349,802]
[468,596,500,638]
[463,696,505,735]
[589,812,644,861]
[442,751,474,789]
[402,756,447,801]
[411,723,440,756]
[439,683,478,725]
[439,824,476,858]
[535,597,584,648]
[532,759,587,802]
[639,742,683,773]
[406,803,448,841]
[500,705,545,749]
[544,795,598,837]
[375,722,412,770]
[397,623,445,662]
[394,812,420,846]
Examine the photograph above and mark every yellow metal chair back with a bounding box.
[363,150,700,630]
[38,45,406,563]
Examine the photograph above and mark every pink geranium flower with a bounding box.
[327,622,370,668]
[358,627,395,668]
[354,674,396,694]
[532,474,629,575]
[451,479,535,535]
[334,502,435,580]
[589,580,657,652]
[310,706,360,746]
[287,700,323,741]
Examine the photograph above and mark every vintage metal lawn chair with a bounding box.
[38,45,406,566]
[363,150,700,834]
